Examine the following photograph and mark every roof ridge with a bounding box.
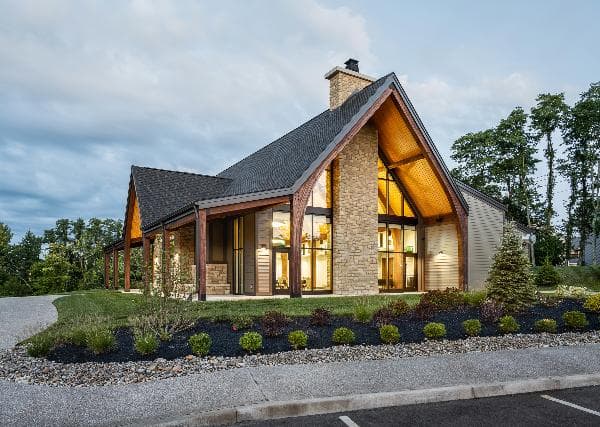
[132,165,232,181]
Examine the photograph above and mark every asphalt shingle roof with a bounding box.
[131,166,232,229]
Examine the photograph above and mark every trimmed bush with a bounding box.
[353,305,372,323]
[86,328,116,355]
[261,311,288,337]
[388,299,410,317]
[288,330,308,350]
[486,223,537,312]
[498,315,520,334]
[231,315,253,331]
[534,258,562,288]
[239,332,263,353]
[534,319,558,333]
[373,306,394,326]
[332,327,355,345]
[423,322,446,339]
[413,300,436,320]
[189,332,212,356]
[309,308,332,326]
[134,332,159,355]
[583,294,600,313]
[379,324,401,344]
[480,299,504,324]
[421,288,465,310]
[462,319,482,337]
[463,291,487,307]
[26,334,54,357]
[562,311,588,330]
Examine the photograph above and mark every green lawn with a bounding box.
[30,290,421,345]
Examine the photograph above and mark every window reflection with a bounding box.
[309,167,331,208]
[377,223,418,291]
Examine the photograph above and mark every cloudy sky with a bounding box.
[1,0,598,241]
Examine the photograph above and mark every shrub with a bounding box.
[423,322,446,339]
[231,315,253,331]
[189,332,212,356]
[388,299,410,317]
[26,334,54,357]
[379,324,401,344]
[534,258,562,288]
[486,223,537,312]
[332,327,355,345]
[261,311,288,337]
[86,328,116,355]
[562,311,588,330]
[534,319,557,333]
[498,315,520,334]
[69,327,89,346]
[462,319,482,337]
[413,300,436,320]
[309,307,332,326]
[480,299,504,324]
[555,285,591,299]
[353,304,372,323]
[373,306,394,326]
[583,294,600,313]
[537,293,561,308]
[463,291,487,307]
[421,288,465,310]
[134,332,159,355]
[159,330,172,342]
[288,330,308,350]
[239,332,263,353]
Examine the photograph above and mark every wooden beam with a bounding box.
[112,248,119,289]
[143,236,151,293]
[165,213,195,231]
[195,208,207,301]
[206,196,289,217]
[124,235,131,292]
[387,153,425,169]
[104,252,110,289]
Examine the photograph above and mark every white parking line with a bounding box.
[541,394,600,417]
[339,415,361,427]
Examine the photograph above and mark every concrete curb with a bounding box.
[149,373,600,426]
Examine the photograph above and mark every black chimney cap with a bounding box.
[344,58,359,72]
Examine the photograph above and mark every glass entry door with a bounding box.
[273,248,290,294]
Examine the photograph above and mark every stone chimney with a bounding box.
[324,58,375,109]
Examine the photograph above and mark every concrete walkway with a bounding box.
[0,295,60,349]
[2,344,600,426]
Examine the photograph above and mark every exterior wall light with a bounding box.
[257,244,269,256]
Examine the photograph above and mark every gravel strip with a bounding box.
[2,331,600,387]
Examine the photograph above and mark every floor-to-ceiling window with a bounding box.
[272,166,332,294]
[377,158,418,292]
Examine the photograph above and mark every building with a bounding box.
[104,59,514,298]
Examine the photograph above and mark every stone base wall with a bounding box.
[332,125,379,295]
[206,264,230,295]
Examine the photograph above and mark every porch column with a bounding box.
[162,225,170,292]
[289,194,304,298]
[112,248,119,289]
[124,236,131,292]
[142,235,151,292]
[195,208,207,302]
[104,251,110,289]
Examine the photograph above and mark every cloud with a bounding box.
[0,0,374,240]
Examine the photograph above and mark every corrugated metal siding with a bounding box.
[461,190,505,290]
[424,222,459,290]
[255,208,272,295]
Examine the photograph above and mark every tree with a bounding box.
[486,222,537,311]
[5,230,42,292]
[530,93,569,228]
[30,244,75,294]
[450,129,502,198]
[533,227,565,266]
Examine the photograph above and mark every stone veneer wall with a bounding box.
[332,125,379,294]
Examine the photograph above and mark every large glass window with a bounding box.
[272,211,332,292]
[378,223,417,291]
[308,166,332,208]
[378,158,415,217]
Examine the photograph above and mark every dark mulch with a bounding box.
[48,300,598,364]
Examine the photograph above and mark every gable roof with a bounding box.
[129,71,469,231]
[131,166,232,229]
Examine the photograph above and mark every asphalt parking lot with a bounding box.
[236,386,600,426]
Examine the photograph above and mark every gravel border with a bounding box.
[3,331,600,387]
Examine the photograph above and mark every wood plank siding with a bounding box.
[424,222,459,290]
[460,190,505,290]
[255,208,272,295]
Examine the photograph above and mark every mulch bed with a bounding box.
[48,299,598,363]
